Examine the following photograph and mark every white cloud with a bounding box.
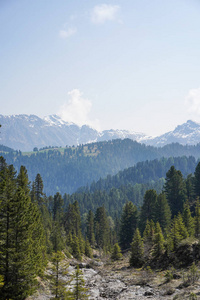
[58,89,100,129]
[59,27,77,39]
[91,4,120,24]
[185,87,200,115]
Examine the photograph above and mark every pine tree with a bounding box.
[86,210,95,247]
[177,212,188,239]
[50,251,69,300]
[139,190,157,233]
[111,243,122,261]
[164,166,187,217]
[85,239,93,258]
[71,265,89,300]
[155,192,171,232]
[167,217,182,252]
[183,200,195,237]
[151,222,165,258]
[71,236,82,261]
[130,228,144,268]
[94,206,110,252]
[0,164,46,299]
[34,173,44,206]
[119,202,138,250]
[143,219,151,242]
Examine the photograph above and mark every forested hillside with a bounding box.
[2,139,200,195]
[1,156,200,299]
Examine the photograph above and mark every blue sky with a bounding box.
[1,0,200,136]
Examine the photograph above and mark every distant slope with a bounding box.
[80,156,197,193]
[2,139,200,196]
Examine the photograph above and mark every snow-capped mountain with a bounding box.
[0,115,200,151]
[144,120,200,146]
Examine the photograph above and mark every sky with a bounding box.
[1,0,200,136]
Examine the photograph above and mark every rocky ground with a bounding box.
[28,252,200,300]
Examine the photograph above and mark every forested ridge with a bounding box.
[2,139,200,195]
[1,152,200,298]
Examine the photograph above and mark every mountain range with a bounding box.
[0,114,200,151]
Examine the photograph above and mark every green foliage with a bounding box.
[111,243,122,261]
[155,192,171,232]
[139,189,157,233]
[183,200,195,237]
[189,292,197,300]
[130,228,144,268]
[194,198,200,238]
[2,142,198,197]
[86,210,95,247]
[151,222,165,257]
[94,206,110,252]
[119,202,138,250]
[70,266,89,299]
[165,166,187,217]
[0,161,46,299]
[84,239,93,258]
[71,236,82,261]
[194,162,200,199]
[50,251,69,299]
[164,270,173,283]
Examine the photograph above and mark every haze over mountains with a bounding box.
[0,114,200,151]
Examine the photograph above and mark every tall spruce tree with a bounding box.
[86,210,95,247]
[119,202,138,250]
[71,265,89,300]
[151,222,165,258]
[130,228,144,268]
[183,200,195,237]
[50,251,69,300]
[155,193,171,232]
[94,206,110,252]
[164,166,187,217]
[0,164,46,299]
[139,189,157,233]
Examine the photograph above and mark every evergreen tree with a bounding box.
[167,217,182,252]
[164,166,187,217]
[34,173,44,206]
[155,193,171,232]
[94,206,110,252]
[151,222,165,258]
[53,192,64,222]
[86,210,95,247]
[143,219,151,242]
[111,243,122,261]
[130,228,144,268]
[119,202,138,250]
[185,174,195,204]
[85,239,93,258]
[50,251,69,300]
[177,213,188,239]
[194,162,200,199]
[71,236,82,261]
[183,200,195,237]
[71,265,89,300]
[0,164,46,299]
[139,190,157,233]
